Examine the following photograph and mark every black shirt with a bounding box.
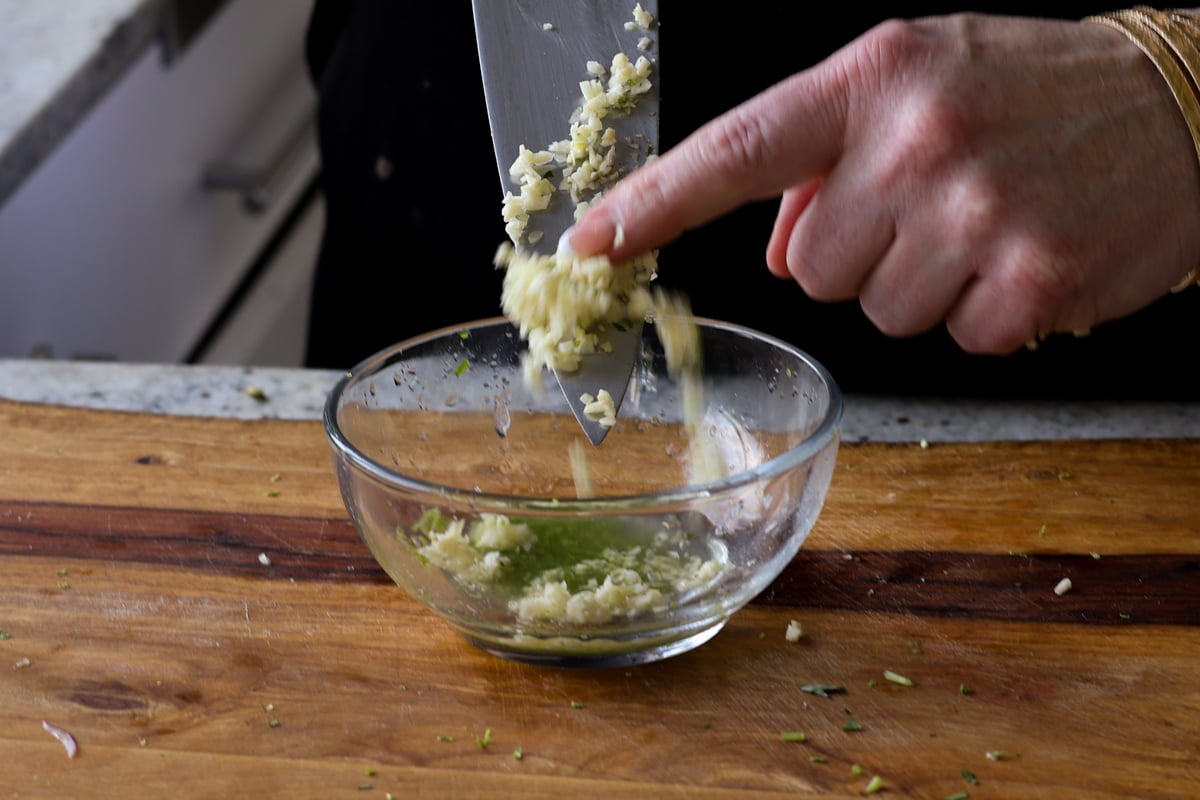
[302,2,1199,401]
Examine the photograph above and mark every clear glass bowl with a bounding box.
[323,316,842,667]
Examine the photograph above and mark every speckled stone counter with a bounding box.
[0,0,160,205]
[1,359,1196,443]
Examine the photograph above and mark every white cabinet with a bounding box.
[0,0,319,364]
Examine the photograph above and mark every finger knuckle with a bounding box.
[695,107,779,184]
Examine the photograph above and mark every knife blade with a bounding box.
[472,0,660,445]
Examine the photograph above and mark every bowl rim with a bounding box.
[322,315,844,511]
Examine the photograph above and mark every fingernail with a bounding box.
[569,212,618,257]
[556,227,576,259]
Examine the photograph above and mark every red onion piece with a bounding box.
[42,719,78,758]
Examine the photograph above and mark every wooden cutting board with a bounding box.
[1,397,1198,799]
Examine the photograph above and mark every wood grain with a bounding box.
[1,398,1199,799]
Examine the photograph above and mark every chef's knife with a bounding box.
[471,0,659,446]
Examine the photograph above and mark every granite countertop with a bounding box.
[1,2,1196,443]
[1,359,1196,443]
[0,0,161,206]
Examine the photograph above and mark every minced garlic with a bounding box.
[497,4,660,386]
[581,388,617,427]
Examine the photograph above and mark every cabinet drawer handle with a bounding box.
[202,112,317,214]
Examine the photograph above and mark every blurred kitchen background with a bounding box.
[0,0,320,366]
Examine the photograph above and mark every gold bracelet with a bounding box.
[1085,8,1200,292]
[1085,9,1200,163]
[1171,266,1199,291]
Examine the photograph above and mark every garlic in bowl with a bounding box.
[323,316,842,667]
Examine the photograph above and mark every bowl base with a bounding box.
[460,620,728,669]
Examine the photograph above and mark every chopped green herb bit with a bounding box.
[1038,524,1048,537]
[0,631,11,640]
[56,568,68,576]
[865,775,884,794]
[246,386,269,402]
[986,750,1006,761]
[851,764,864,777]
[459,330,471,339]
[842,719,863,733]
[945,793,971,800]
[780,731,807,743]
[476,728,492,749]
[57,582,70,590]
[437,735,454,742]
[364,768,376,777]
[961,769,980,785]
[960,684,974,696]
[1058,471,1073,480]
[570,700,585,709]
[263,703,275,712]
[867,680,878,688]
[270,473,282,482]
[512,747,524,760]
[454,359,470,377]
[267,720,280,728]
[906,637,923,654]
[883,670,914,687]
[264,490,280,498]
[800,684,846,698]
[810,755,828,763]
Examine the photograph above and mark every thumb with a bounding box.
[569,65,849,260]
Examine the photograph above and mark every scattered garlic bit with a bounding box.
[542,22,554,31]
[257,552,271,566]
[785,619,804,642]
[1053,577,1073,596]
[637,36,652,51]
[501,146,557,244]
[581,388,618,428]
[630,2,653,30]
[42,720,78,758]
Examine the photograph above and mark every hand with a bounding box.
[569,13,1200,354]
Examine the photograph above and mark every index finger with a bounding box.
[568,64,850,260]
